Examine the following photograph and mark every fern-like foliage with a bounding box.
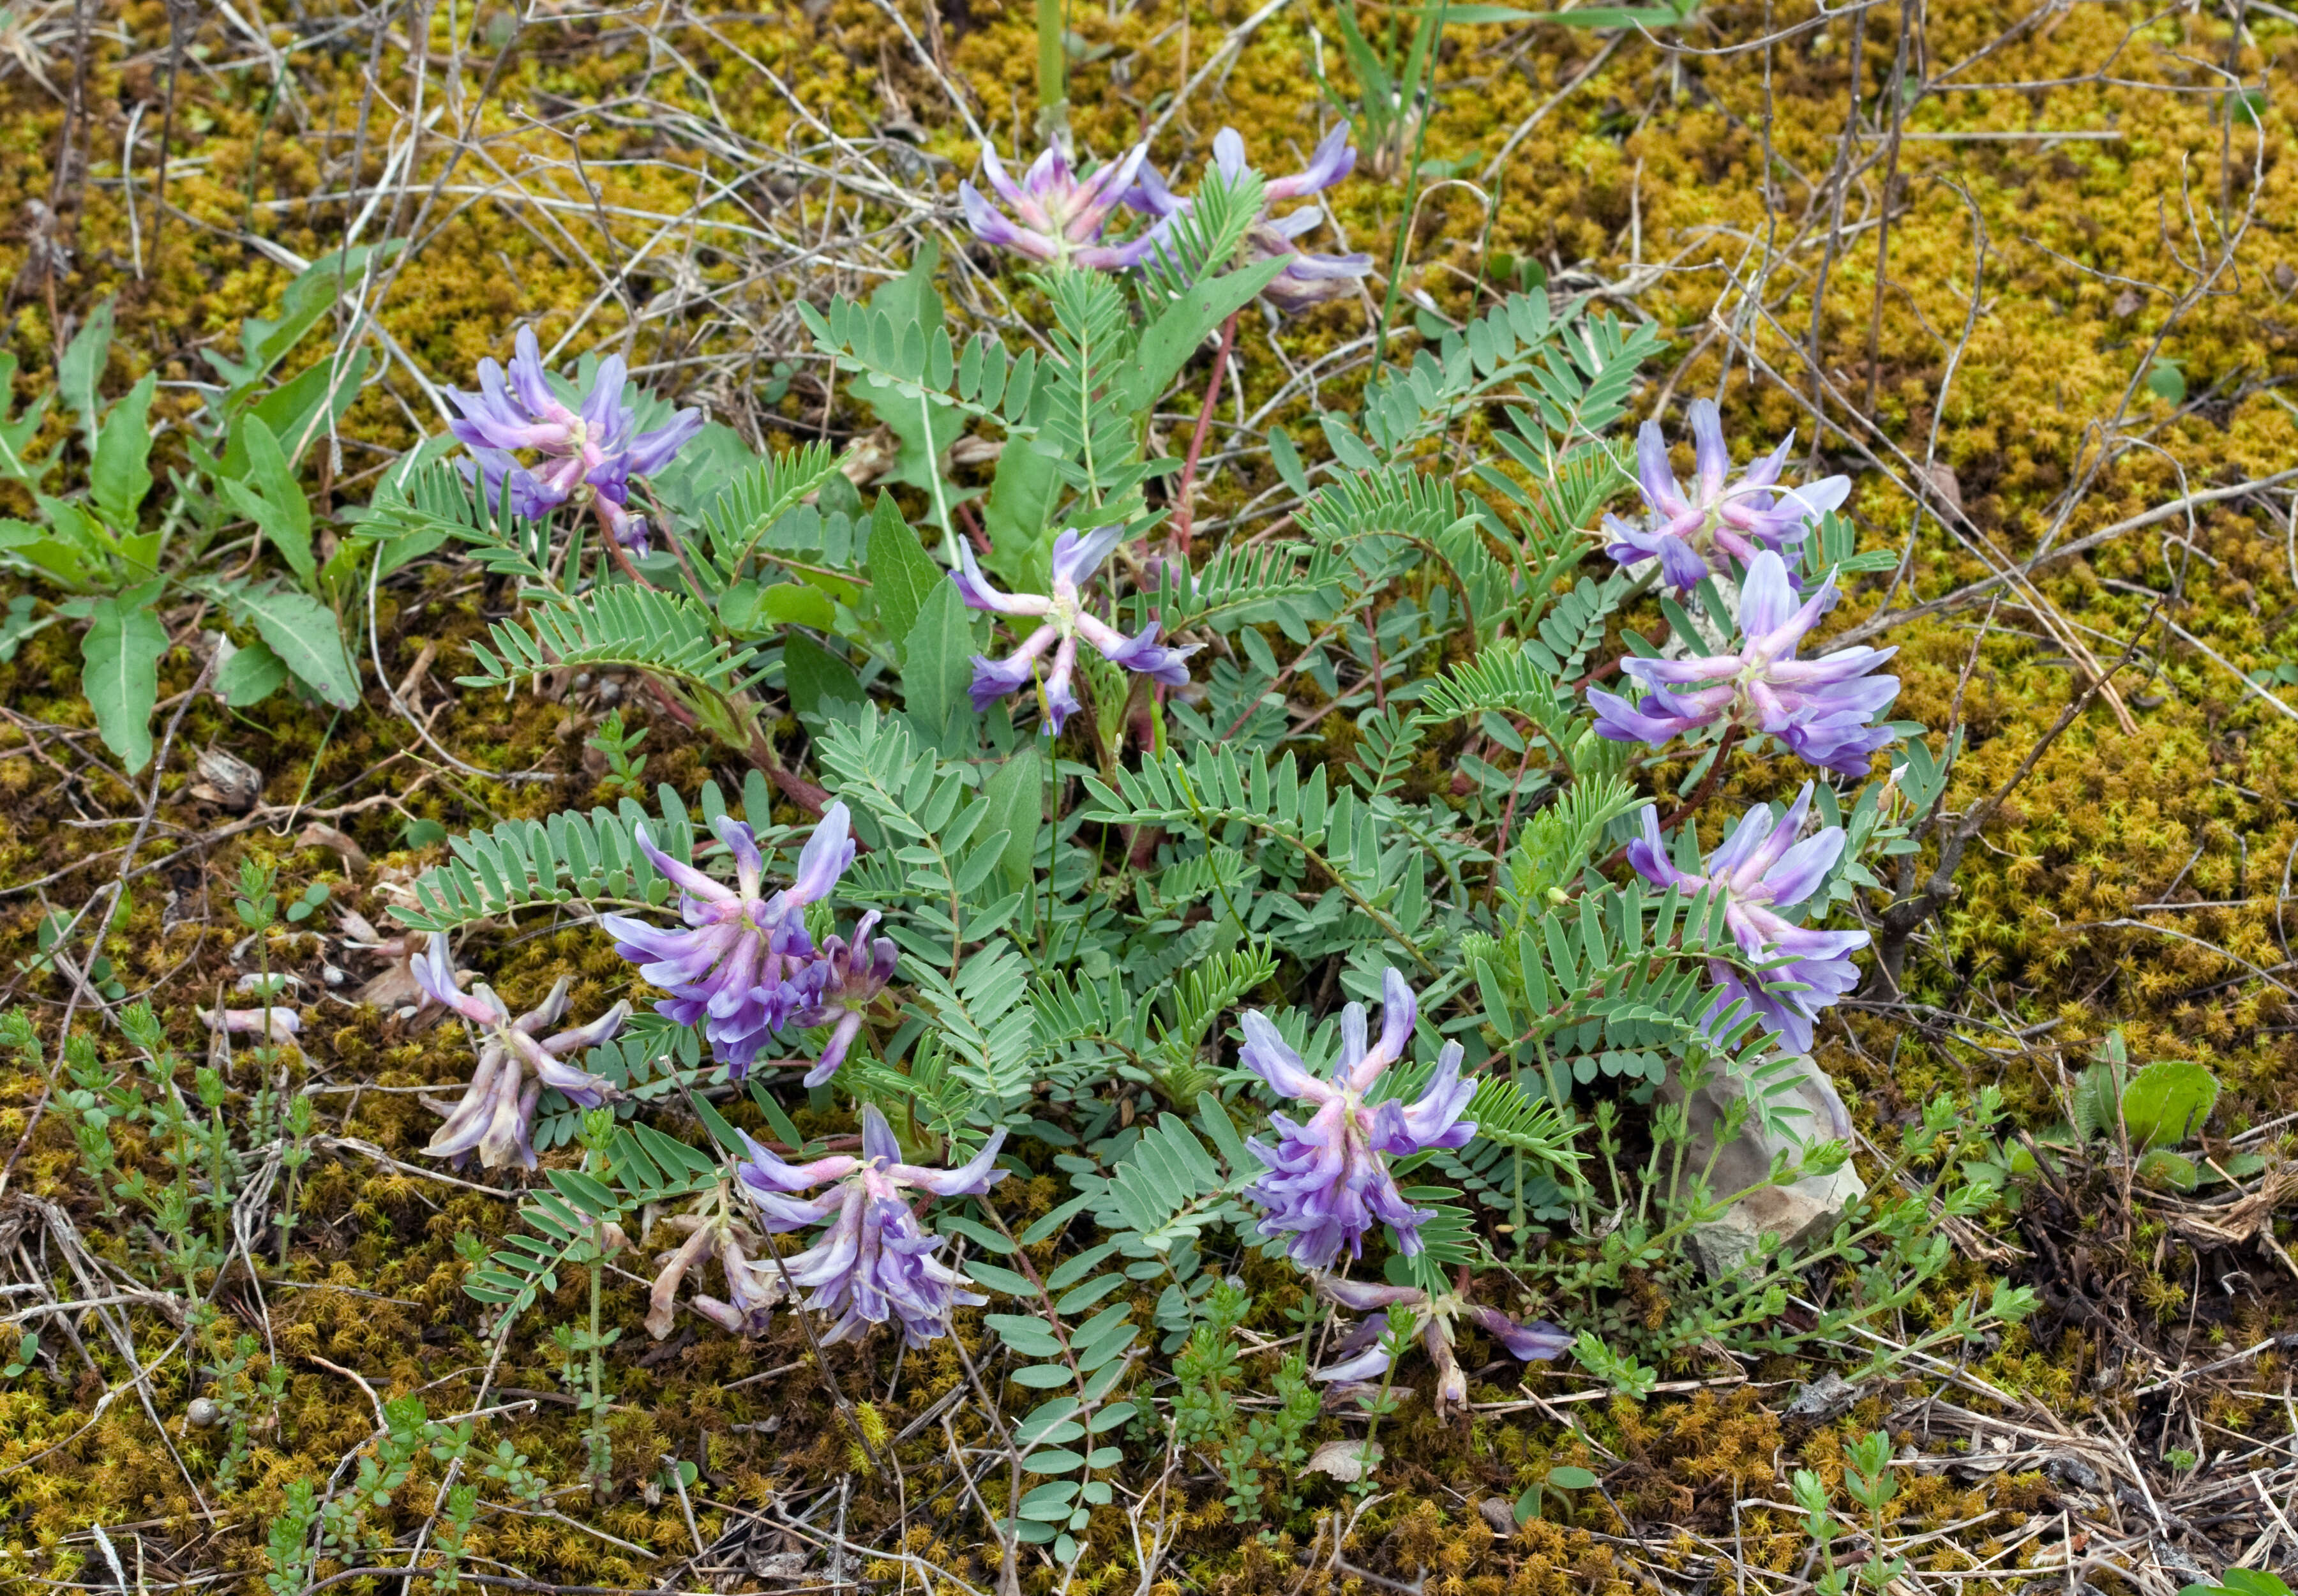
[696,442,845,574]
[1074,1096,1254,1256]
[460,583,762,702]
[1135,169,1269,303]
[391,792,696,933]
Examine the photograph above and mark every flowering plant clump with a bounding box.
[1127,125,1372,312]
[732,1106,1007,1347]
[1588,550,1900,776]
[599,806,854,1074]
[1313,1275,1570,1415]
[1602,398,1851,591]
[959,141,1159,271]
[1238,970,1475,1269]
[954,525,1198,734]
[1626,784,1870,1055]
[414,935,627,1171]
[447,325,702,552]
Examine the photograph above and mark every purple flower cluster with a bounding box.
[733,1104,1007,1347]
[958,126,1369,312]
[1588,549,1899,777]
[1314,1276,1570,1415]
[1125,126,1372,314]
[447,326,702,553]
[785,911,899,1089]
[601,806,855,1077]
[1625,784,1870,1055]
[414,935,628,1171]
[1238,969,1475,1270]
[954,525,1198,735]
[960,142,1160,272]
[1603,400,1850,592]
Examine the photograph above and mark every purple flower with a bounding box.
[1127,126,1372,314]
[197,1006,300,1042]
[785,911,900,1089]
[1312,1276,1569,1417]
[599,805,855,1076]
[732,1104,1008,1347]
[446,325,703,552]
[1587,549,1899,776]
[1603,399,1850,591]
[1238,969,1475,1270]
[645,1208,784,1338]
[414,934,627,1171]
[952,525,1198,735]
[960,142,1160,272]
[1625,784,1870,1055]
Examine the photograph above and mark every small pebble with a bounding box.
[1478,1497,1517,1535]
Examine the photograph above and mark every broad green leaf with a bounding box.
[89,373,156,534]
[215,638,290,707]
[783,631,862,723]
[80,583,169,773]
[900,577,980,737]
[1120,255,1289,415]
[759,582,837,631]
[864,492,941,665]
[223,416,315,584]
[984,438,1060,589]
[980,747,1043,893]
[57,299,116,449]
[205,582,359,709]
[227,347,371,478]
[2121,1060,2216,1150]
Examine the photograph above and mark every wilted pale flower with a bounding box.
[785,910,899,1089]
[1239,969,1475,1270]
[599,806,854,1076]
[1127,125,1372,314]
[645,1207,784,1338]
[197,1006,300,1042]
[959,142,1159,271]
[954,525,1198,735]
[1625,785,1869,1055]
[732,1104,1007,1347]
[1587,549,1899,776]
[1313,1275,1570,1416]
[1602,399,1851,592]
[414,935,627,1171]
[446,325,702,552]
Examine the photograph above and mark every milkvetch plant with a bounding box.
[344,135,2036,1552]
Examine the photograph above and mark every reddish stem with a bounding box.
[1171,310,1239,556]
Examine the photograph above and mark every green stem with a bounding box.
[1370,0,1449,378]
[1035,0,1068,146]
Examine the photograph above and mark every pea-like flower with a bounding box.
[1625,785,1869,1055]
[959,141,1160,271]
[1588,549,1898,776]
[785,911,899,1090]
[732,1104,1008,1347]
[1126,125,1372,314]
[414,935,627,1171]
[1238,969,1476,1270]
[446,325,702,552]
[1313,1275,1570,1416]
[1602,399,1850,591]
[645,1205,784,1338]
[599,806,855,1076]
[953,525,1198,735]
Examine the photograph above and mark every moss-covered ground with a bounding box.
[0,0,2292,1590]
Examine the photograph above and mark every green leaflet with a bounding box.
[80,582,169,773]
